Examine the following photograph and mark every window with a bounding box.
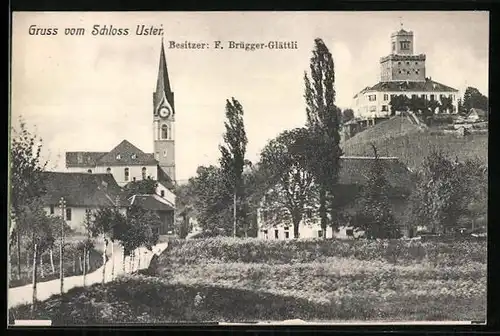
[430,94,435,101]
[116,154,121,160]
[407,71,410,75]
[398,70,402,74]
[87,169,92,173]
[421,94,426,99]
[415,62,418,65]
[318,230,323,238]
[124,168,129,181]
[131,154,137,159]
[400,41,410,50]
[160,190,165,197]
[369,106,377,112]
[161,124,169,139]
[263,230,268,239]
[346,228,354,236]
[285,231,290,239]
[381,105,388,112]
[416,70,419,74]
[397,61,401,65]
[50,205,54,215]
[142,167,147,180]
[163,150,168,157]
[275,229,279,239]
[383,94,389,101]
[391,94,396,100]
[368,95,376,102]
[412,94,417,99]
[406,62,410,65]
[106,167,111,174]
[392,42,395,52]
[66,208,72,221]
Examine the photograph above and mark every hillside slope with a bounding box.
[342,116,488,171]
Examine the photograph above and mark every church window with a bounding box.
[106,167,111,173]
[161,124,169,139]
[124,168,129,181]
[142,167,147,180]
[87,169,92,173]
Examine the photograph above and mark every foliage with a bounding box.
[9,117,48,241]
[462,86,488,113]
[390,95,447,120]
[356,145,400,239]
[303,38,343,234]
[219,97,248,237]
[409,150,476,233]
[124,205,161,254]
[123,179,158,199]
[259,128,317,238]
[88,207,127,242]
[342,109,355,123]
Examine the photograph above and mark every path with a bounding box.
[8,242,169,309]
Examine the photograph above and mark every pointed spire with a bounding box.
[156,38,172,95]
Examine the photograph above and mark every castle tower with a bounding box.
[379,26,426,82]
[153,39,176,182]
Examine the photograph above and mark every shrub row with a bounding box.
[161,237,487,266]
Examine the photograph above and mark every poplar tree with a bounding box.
[219,97,248,237]
[303,38,343,236]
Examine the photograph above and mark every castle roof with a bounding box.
[353,79,458,98]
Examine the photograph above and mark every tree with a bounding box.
[259,128,317,238]
[303,38,343,237]
[9,117,48,279]
[463,86,488,112]
[357,144,400,239]
[409,150,467,234]
[123,179,158,199]
[390,95,410,115]
[342,109,355,123]
[219,97,248,237]
[439,96,454,114]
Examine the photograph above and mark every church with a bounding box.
[43,40,178,236]
[352,26,459,121]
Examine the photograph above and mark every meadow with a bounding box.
[9,237,487,324]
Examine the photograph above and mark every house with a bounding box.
[353,27,458,120]
[466,108,488,122]
[257,156,414,240]
[129,194,175,236]
[41,172,128,233]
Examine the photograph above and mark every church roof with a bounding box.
[353,79,458,98]
[66,140,157,167]
[41,172,127,207]
[155,40,172,99]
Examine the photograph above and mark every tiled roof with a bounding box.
[129,194,174,211]
[41,172,127,207]
[157,165,175,190]
[66,140,157,167]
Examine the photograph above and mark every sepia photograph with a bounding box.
[8,11,488,325]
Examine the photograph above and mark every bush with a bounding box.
[160,237,486,266]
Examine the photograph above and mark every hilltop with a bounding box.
[342,116,488,171]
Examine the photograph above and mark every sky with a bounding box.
[11,11,489,182]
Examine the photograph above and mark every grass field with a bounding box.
[343,116,488,170]
[9,237,487,324]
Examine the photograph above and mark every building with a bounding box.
[65,39,176,198]
[465,108,488,122]
[129,194,175,236]
[257,156,414,240]
[41,172,128,233]
[352,27,459,120]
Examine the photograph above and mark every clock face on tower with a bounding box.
[159,106,170,119]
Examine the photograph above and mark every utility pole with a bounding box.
[59,197,66,294]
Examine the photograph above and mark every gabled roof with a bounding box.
[96,140,157,166]
[66,140,157,167]
[41,172,128,207]
[129,194,174,211]
[354,79,458,98]
[468,108,488,118]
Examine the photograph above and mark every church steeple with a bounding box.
[153,38,174,116]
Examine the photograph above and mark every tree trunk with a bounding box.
[86,250,90,272]
[111,242,115,280]
[138,250,141,270]
[122,251,126,273]
[32,242,38,308]
[78,254,83,273]
[40,253,44,278]
[72,254,76,273]
[102,238,108,284]
[82,247,87,287]
[233,191,237,238]
[49,248,55,274]
[319,187,327,238]
[293,219,300,239]
[26,251,30,278]
[16,231,21,280]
